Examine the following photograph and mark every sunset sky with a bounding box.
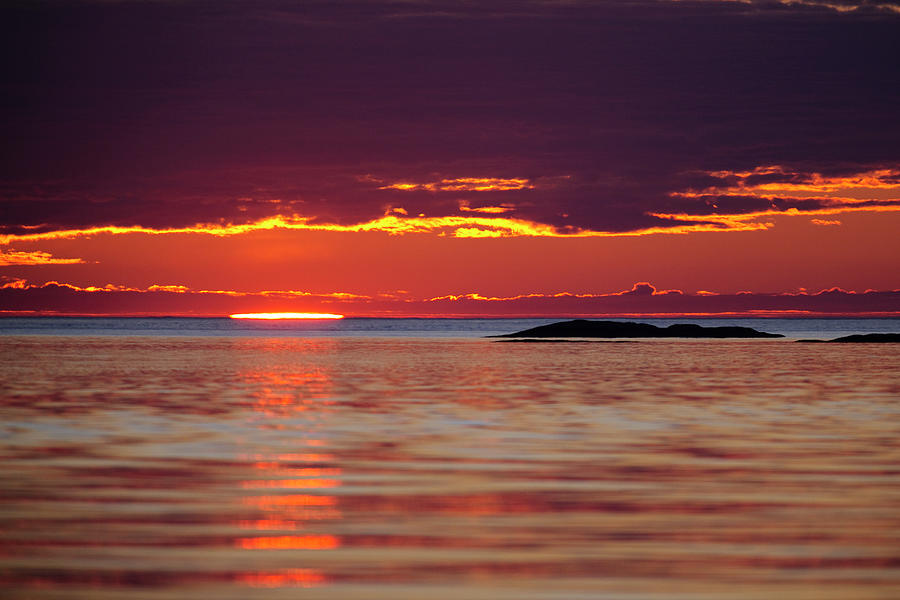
[2,0,899,316]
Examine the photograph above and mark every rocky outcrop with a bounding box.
[492,319,784,339]
[797,333,900,343]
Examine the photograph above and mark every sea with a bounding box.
[2,317,899,599]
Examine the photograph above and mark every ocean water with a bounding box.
[1,319,900,599]
[2,316,900,339]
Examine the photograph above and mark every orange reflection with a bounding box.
[236,357,342,590]
[249,464,341,477]
[238,518,307,530]
[241,453,334,462]
[242,479,340,489]
[240,361,334,416]
[237,534,340,550]
[237,568,328,587]
[244,493,337,508]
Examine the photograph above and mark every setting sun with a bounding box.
[229,312,344,320]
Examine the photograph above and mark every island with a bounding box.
[797,333,900,343]
[491,319,784,339]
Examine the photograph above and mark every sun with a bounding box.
[228,312,345,320]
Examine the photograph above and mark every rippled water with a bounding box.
[2,336,900,599]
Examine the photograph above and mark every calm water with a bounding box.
[2,320,900,598]
[2,316,900,339]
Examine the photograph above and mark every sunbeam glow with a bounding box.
[229,313,345,320]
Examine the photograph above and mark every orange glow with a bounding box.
[237,388,342,561]
[242,479,341,489]
[250,465,341,477]
[239,519,306,530]
[237,568,328,588]
[229,312,344,319]
[274,452,333,460]
[236,534,340,550]
[4,206,899,316]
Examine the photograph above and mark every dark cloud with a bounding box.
[1,280,897,317]
[2,1,898,234]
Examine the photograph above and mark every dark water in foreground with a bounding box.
[1,322,900,598]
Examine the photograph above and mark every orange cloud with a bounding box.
[677,166,900,198]
[424,283,684,303]
[3,278,899,317]
[4,279,368,300]
[0,277,28,289]
[663,165,900,230]
[417,284,900,318]
[378,177,534,192]
[0,167,897,248]
[0,212,769,244]
[458,200,515,214]
[651,205,900,230]
[0,250,85,266]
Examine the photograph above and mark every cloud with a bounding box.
[416,284,900,317]
[747,0,900,14]
[653,166,900,227]
[674,166,900,198]
[0,210,783,246]
[2,280,368,300]
[2,1,898,240]
[0,250,85,266]
[2,279,897,317]
[379,177,534,192]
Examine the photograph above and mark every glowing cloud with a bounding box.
[2,280,366,301]
[379,177,534,192]
[0,250,85,266]
[657,165,900,230]
[459,200,515,214]
[2,277,898,317]
[675,166,900,200]
[0,210,793,246]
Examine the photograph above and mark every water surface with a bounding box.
[2,335,899,599]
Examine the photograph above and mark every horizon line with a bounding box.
[2,312,899,319]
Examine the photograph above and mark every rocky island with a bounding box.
[797,333,900,343]
[492,319,784,339]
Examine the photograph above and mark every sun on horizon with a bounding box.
[228,312,345,320]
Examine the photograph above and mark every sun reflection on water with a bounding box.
[234,348,342,587]
[235,568,328,588]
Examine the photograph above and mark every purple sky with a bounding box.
[3,0,899,235]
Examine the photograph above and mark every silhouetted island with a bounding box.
[492,319,784,339]
[797,333,900,343]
